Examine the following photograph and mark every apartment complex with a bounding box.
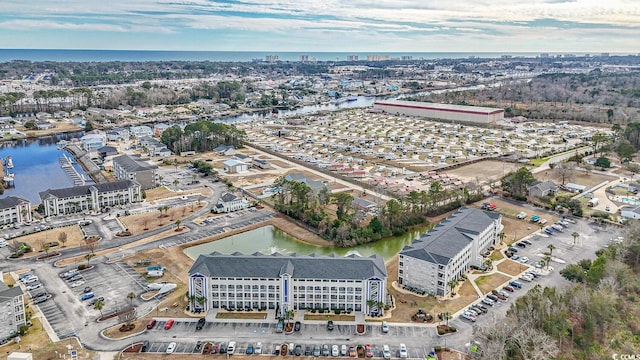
[0,280,25,341]
[398,207,503,296]
[0,196,32,225]
[188,253,387,316]
[39,180,142,217]
[112,155,159,189]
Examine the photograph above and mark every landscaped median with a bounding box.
[474,273,512,294]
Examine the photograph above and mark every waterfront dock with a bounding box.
[59,153,86,186]
[65,145,109,184]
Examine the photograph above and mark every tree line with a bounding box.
[160,120,245,154]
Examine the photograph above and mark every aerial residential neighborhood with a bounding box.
[0,53,638,360]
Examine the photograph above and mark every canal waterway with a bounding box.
[0,133,90,204]
[184,224,430,260]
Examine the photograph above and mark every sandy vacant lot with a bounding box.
[497,259,529,277]
[444,160,523,182]
[12,225,85,256]
[475,273,511,294]
[535,169,617,189]
[144,186,212,203]
[120,203,206,235]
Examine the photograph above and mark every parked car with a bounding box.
[146,319,157,329]
[89,296,104,306]
[322,344,330,356]
[196,317,206,330]
[497,290,510,298]
[461,312,477,322]
[341,345,347,356]
[381,321,389,333]
[80,292,94,301]
[487,294,499,301]
[227,341,236,354]
[348,346,357,358]
[365,344,373,358]
[70,281,85,288]
[313,345,321,357]
[164,319,175,330]
[382,345,391,360]
[255,342,263,355]
[530,215,540,222]
[517,211,527,219]
[332,345,340,357]
[83,286,92,293]
[544,227,554,235]
[516,242,526,248]
[482,298,495,306]
[508,247,518,253]
[523,240,532,245]
[23,276,39,284]
[520,256,530,263]
[511,255,520,261]
[326,320,334,331]
[475,304,489,313]
[246,344,254,355]
[520,275,533,282]
[219,342,227,354]
[294,321,301,331]
[399,344,408,358]
[294,344,303,356]
[25,283,41,291]
[539,219,548,225]
[503,286,515,292]
[166,342,177,354]
[509,281,522,289]
[195,341,203,352]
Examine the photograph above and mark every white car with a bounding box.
[26,283,42,291]
[70,281,85,288]
[461,312,477,322]
[0,240,8,247]
[23,276,39,284]
[332,345,340,357]
[227,341,236,354]
[166,342,177,354]
[520,256,529,264]
[399,344,408,358]
[254,342,262,355]
[382,345,391,360]
[539,219,548,225]
[517,211,527,219]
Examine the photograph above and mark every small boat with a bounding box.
[56,140,69,150]
[346,96,358,102]
[5,156,13,169]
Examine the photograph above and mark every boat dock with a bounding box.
[59,154,86,186]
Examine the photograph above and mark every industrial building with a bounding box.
[188,252,387,316]
[374,100,504,124]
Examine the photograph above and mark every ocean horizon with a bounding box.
[0,49,617,63]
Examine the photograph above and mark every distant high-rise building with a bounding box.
[265,55,279,62]
[347,55,359,61]
[401,56,413,61]
[366,55,390,61]
[299,55,309,62]
[540,53,550,58]
[600,53,610,57]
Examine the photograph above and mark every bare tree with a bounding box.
[554,161,575,185]
[117,305,137,326]
[58,231,68,247]
[84,237,99,254]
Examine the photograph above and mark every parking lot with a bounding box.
[139,319,440,357]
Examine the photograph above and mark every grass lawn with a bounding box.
[489,250,504,261]
[216,312,269,320]
[497,259,529,276]
[2,320,97,359]
[3,272,16,286]
[529,157,551,167]
[304,314,355,321]
[457,279,478,297]
[475,273,512,294]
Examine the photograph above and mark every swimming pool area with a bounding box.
[614,196,640,206]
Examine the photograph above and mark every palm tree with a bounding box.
[42,243,50,256]
[543,255,552,270]
[94,299,104,317]
[447,279,458,295]
[187,294,196,311]
[547,244,556,257]
[366,299,377,315]
[127,292,136,306]
[175,220,181,230]
[196,296,206,310]
[497,231,506,245]
[571,231,579,245]
[84,253,94,265]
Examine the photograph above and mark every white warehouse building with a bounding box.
[374,100,504,124]
[188,252,387,316]
[398,207,503,296]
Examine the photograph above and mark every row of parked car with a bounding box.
[59,269,101,304]
[18,272,52,304]
[462,281,524,322]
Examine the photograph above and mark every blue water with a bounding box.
[0,49,563,63]
[0,133,90,204]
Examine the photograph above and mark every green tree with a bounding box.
[571,231,580,245]
[84,253,94,265]
[501,167,535,197]
[615,140,636,163]
[594,156,611,168]
[127,292,136,306]
[547,244,556,257]
[94,299,105,317]
[591,132,611,157]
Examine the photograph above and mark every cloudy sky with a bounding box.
[0,0,638,52]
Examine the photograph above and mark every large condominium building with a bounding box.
[398,207,503,296]
[0,196,32,225]
[112,155,159,190]
[39,180,142,217]
[0,280,25,341]
[188,253,387,316]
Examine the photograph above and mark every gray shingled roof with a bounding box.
[113,155,158,172]
[220,192,240,202]
[39,180,138,200]
[0,281,23,298]
[0,196,29,210]
[400,207,498,264]
[189,252,387,280]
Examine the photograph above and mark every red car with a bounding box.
[164,319,175,330]
[210,343,219,354]
[365,344,373,358]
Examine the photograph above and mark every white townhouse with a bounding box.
[188,253,387,316]
[213,192,247,213]
[398,207,503,296]
[0,196,32,225]
[39,180,142,217]
[129,125,153,139]
[0,281,25,341]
